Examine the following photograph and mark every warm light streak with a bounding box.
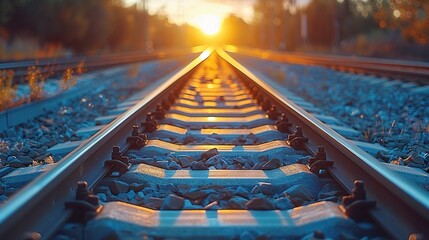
[199,50,211,60]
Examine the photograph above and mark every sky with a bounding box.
[124,0,256,27]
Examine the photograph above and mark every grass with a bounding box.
[61,68,76,90]
[75,60,85,75]
[0,70,17,111]
[0,59,87,112]
[26,66,46,101]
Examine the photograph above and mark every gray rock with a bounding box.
[209,133,222,140]
[177,155,193,168]
[258,155,269,163]
[94,185,110,195]
[142,188,154,196]
[34,154,50,162]
[247,133,258,142]
[245,197,275,210]
[183,199,194,209]
[135,191,145,201]
[219,189,234,200]
[206,155,222,166]
[201,137,220,144]
[234,186,250,199]
[0,153,8,161]
[275,197,294,210]
[168,160,181,170]
[164,183,179,193]
[283,184,314,202]
[96,193,107,202]
[205,193,220,204]
[182,190,208,201]
[155,160,169,169]
[412,155,426,165]
[129,183,148,192]
[251,182,272,195]
[108,180,129,195]
[204,201,219,210]
[407,163,426,168]
[191,161,208,170]
[147,197,163,209]
[161,194,185,210]
[251,163,261,170]
[201,148,219,160]
[7,157,23,168]
[18,156,34,165]
[184,135,196,144]
[261,158,281,170]
[6,156,17,163]
[127,190,137,200]
[40,118,54,126]
[229,196,248,209]
[233,157,246,165]
[6,129,17,138]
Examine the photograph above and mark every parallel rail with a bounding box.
[225,45,429,84]
[0,46,206,84]
[0,47,428,239]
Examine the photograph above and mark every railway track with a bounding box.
[225,45,429,84]
[0,46,206,84]
[0,47,428,239]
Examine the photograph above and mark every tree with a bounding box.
[349,0,429,45]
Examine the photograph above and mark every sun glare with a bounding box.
[197,15,222,36]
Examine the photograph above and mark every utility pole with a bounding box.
[142,0,148,51]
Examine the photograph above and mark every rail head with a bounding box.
[217,48,429,239]
[0,47,214,239]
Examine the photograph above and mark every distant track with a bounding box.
[225,45,429,84]
[0,46,207,84]
[0,47,427,239]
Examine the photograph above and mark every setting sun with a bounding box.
[197,14,222,36]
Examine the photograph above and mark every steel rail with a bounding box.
[0,46,207,84]
[0,47,213,239]
[218,48,429,239]
[224,45,429,84]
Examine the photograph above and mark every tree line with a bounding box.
[0,0,428,59]
[0,0,205,54]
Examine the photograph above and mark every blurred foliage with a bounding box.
[250,0,380,50]
[26,66,45,101]
[0,0,204,54]
[219,15,257,47]
[1,0,428,59]
[371,0,429,45]
[0,70,16,111]
[243,0,429,59]
[316,0,429,45]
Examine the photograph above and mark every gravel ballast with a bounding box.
[0,56,194,203]
[233,54,429,171]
